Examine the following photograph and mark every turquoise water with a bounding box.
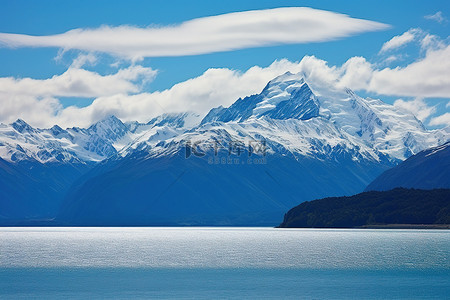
[1,227,449,299]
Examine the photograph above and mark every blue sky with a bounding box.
[0,0,449,128]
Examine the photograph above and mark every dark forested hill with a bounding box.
[279,188,450,228]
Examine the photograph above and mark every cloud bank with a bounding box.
[429,113,450,126]
[0,7,389,59]
[0,65,157,98]
[1,48,449,128]
[0,27,448,128]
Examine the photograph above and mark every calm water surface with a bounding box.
[0,227,449,299]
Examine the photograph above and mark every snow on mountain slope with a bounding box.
[0,119,88,163]
[201,72,319,124]
[0,116,128,163]
[0,72,447,165]
[317,88,439,160]
[117,72,447,162]
[0,112,201,164]
[115,112,201,157]
[147,112,201,129]
[129,116,383,163]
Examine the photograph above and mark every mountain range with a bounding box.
[0,72,448,225]
[279,140,450,228]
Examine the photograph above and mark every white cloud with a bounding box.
[420,33,446,52]
[0,7,389,60]
[369,45,450,98]
[52,60,304,127]
[0,65,157,98]
[393,98,436,122]
[1,25,449,129]
[0,95,62,128]
[2,49,449,128]
[429,112,450,126]
[339,56,374,90]
[383,55,401,64]
[70,53,97,69]
[293,41,450,99]
[380,28,445,55]
[424,11,446,24]
[0,59,305,127]
[380,29,419,53]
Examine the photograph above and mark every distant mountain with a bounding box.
[57,73,447,226]
[0,116,128,163]
[0,72,448,225]
[0,157,91,224]
[58,151,391,226]
[279,188,450,228]
[365,142,450,191]
[0,113,201,224]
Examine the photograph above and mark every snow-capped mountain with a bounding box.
[0,112,201,224]
[0,113,200,164]
[0,72,448,225]
[115,72,446,162]
[201,73,319,123]
[0,73,445,165]
[0,116,125,163]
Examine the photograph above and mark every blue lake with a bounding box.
[0,227,449,299]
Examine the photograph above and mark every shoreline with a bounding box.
[358,224,450,229]
[1,224,449,229]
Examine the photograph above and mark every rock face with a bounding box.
[0,72,448,225]
[365,142,450,191]
[279,188,450,228]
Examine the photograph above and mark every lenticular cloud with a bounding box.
[0,7,389,59]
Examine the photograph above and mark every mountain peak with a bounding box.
[267,71,304,85]
[260,72,305,95]
[201,72,318,124]
[98,115,122,125]
[49,124,67,137]
[87,115,128,142]
[147,112,201,129]
[11,118,28,126]
[89,115,125,130]
[11,119,34,133]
